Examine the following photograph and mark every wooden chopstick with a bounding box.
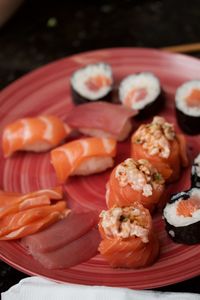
[161,43,200,54]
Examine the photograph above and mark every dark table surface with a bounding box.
[0,0,200,295]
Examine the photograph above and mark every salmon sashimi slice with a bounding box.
[177,197,200,217]
[22,210,98,253]
[186,89,200,107]
[0,186,62,206]
[98,205,159,268]
[27,227,101,269]
[106,158,165,212]
[0,211,64,240]
[0,201,68,238]
[51,137,117,183]
[2,115,71,157]
[0,195,51,219]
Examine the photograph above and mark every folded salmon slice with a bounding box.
[0,201,68,238]
[0,195,51,219]
[0,186,62,206]
[0,211,63,240]
[29,227,101,269]
[22,211,98,253]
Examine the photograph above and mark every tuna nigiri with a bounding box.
[51,137,117,183]
[106,158,165,212]
[66,102,138,141]
[2,115,71,157]
[131,116,189,182]
[98,204,159,268]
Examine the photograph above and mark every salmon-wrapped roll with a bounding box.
[98,204,159,268]
[131,116,189,182]
[2,115,71,157]
[106,158,165,212]
[51,137,117,183]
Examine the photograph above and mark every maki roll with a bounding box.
[191,153,200,188]
[106,158,165,212]
[98,204,160,268]
[163,188,200,244]
[70,63,113,104]
[131,116,189,182]
[175,80,200,135]
[119,72,164,118]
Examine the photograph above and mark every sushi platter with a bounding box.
[0,48,200,289]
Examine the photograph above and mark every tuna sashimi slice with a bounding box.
[22,211,98,253]
[29,227,101,269]
[66,102,138,137]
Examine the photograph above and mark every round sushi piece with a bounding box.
[98,204,160,268]
[119,72,164,118]
[191,153,200,188]
[70,63,113,104]
[163,188,200,244]
[106,158,165,212]
[175,80,200,135]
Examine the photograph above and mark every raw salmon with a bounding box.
[2,115,71,157]
[177,196,200,217]
[186,89,200,107]
[51,137,117,183]
[131,116,188,182]
[98,204,159,268]
[0,201,68,238]
[0,195,50,219]
[28,227,101,269]
[22,210,98,253]
[0,211,63,240]
[0,187,63,218]
[106,158,165,212]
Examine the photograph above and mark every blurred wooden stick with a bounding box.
[162,43,200,53]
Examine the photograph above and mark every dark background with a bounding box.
[0,0,200,295]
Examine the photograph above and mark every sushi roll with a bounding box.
[131,116,189,182]
[119,72,165,118]
[175,80,200,135]
[191,153,200,188]
[66,102,138,142]
[98,204,160,268]
[70,63,113,104]
[106,158,165,212]
[51,137,117,183]
[2,115,71,157]
[163,188,200,244]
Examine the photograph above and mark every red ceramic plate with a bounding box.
[0,48,200,289]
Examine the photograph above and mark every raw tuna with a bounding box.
[22,211,98,253]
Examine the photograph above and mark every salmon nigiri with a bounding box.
[98,204,159,268]
[2,115,71,157]
[106,158,165,212]
[51,137,117,183]
[131,116,189,182]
